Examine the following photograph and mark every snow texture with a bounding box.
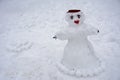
[0,0,120,80]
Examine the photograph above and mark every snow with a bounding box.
[0,0,120,80]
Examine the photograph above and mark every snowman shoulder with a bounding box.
[78,23,89,31]
[83,23,93,29]
[82,23,99,35]
[55,27,69,40]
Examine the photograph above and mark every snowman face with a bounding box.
[65,12,85,26]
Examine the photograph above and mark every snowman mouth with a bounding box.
[74,20,80,24]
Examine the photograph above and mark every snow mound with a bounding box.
[56,58,105,77]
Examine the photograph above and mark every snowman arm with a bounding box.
[86,25,99,35]
[55,31,68,40]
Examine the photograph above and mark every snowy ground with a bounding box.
[0,0,120,80]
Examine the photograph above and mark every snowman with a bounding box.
[53,9,104,77]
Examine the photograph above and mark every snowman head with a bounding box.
[65,9,85,26]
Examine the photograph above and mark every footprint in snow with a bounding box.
[6,41,33,53]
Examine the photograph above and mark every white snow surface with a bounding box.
[0,0,120,80]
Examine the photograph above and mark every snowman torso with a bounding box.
[61,24,100,70]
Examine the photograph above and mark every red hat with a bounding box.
[67,9,81,13]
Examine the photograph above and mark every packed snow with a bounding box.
[55,11,105,77]
[0,0,120,80]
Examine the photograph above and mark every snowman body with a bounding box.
[57,24,100,70]
[61,24,100,70]
[55,10,104,76]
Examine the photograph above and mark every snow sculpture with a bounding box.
[53,9,104,77]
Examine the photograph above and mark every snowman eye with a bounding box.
[77,14,81,18]
[70,15,73,19]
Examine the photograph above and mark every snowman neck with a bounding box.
[69,22,84,27]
